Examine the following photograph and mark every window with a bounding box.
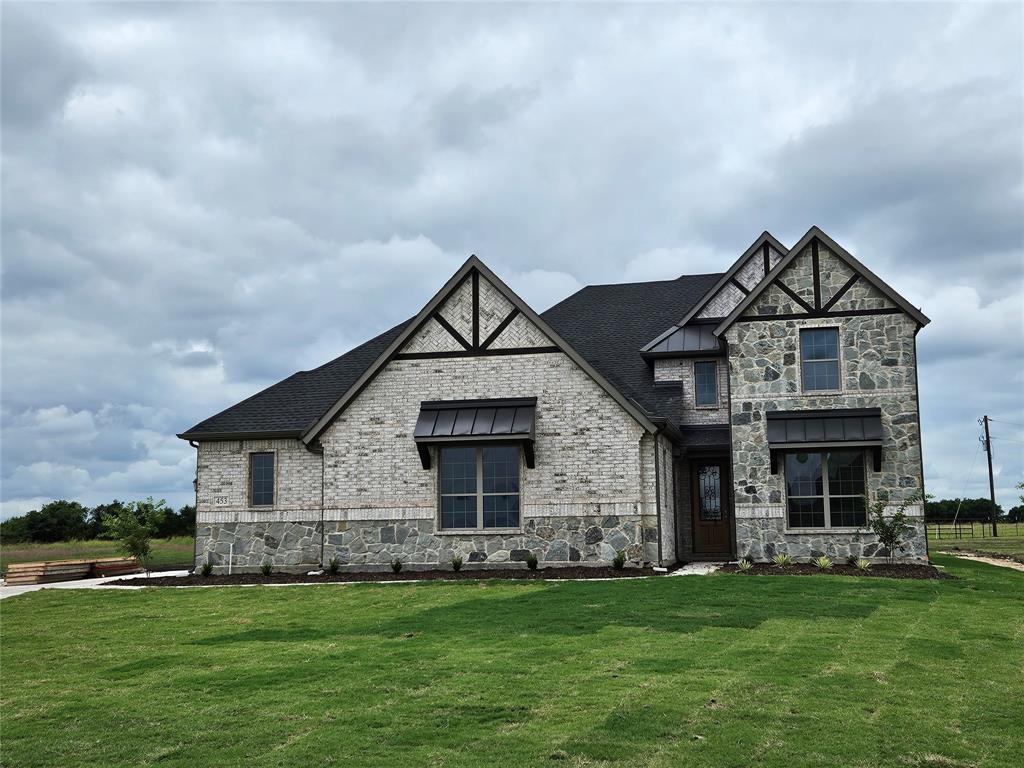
[439,445,520,529]
[800,328,840,391]
[249,452,275,506]
[694,361,718,407]
[784,450,866,529]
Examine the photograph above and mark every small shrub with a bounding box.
[391,558,403,574]
[259,560,273,577]
[855,557,872,572]
[612,550,626,570]
[526,553,539,570]
[451,555,463,572]
[846,555,859,567]
[771,552,794,569]
[813,556,834,571]
[737,558,754,573]
[327,557,341,575]
[199,559,213,577]
[862,488,923,565]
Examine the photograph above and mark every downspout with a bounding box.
[189,440,199,573]
[914,327,929,562]
[320,448,326,568]
[653,429,663,567]
[724,337,737,559]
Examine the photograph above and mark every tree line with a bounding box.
[925,497,1023,523]
[0,498,195,544]
[1,496,1020,545]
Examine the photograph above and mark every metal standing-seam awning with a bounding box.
[413,398,537,469]
[766,408,884,473]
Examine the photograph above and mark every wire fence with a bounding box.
[927,521,1023,540]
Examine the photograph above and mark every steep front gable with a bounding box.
[714,227,930,334]
[641,232,788,356]
[397,268,555,358]
[302,256,657,445]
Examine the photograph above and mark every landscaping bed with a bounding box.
[111,565,656,586]
[720,562,951,579]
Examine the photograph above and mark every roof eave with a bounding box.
[176,429,304,442]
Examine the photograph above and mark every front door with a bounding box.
[691,459,732,556]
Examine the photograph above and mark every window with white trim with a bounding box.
[800,328,840,391]
[694,361,718,407]
[784,450,866,529]
[439,445,520,529]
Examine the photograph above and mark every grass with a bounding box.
[0,537,194,575]
[928,522,1024,561]
[1,554,1021,768]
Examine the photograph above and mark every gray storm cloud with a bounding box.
[1,2,1021,517]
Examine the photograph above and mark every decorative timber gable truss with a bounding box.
[301,256,658,446]
[394,265,560,360]
[641,231,788,356]
[713,226,930,335]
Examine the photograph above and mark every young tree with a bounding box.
[103,498,169,573]
[862,489,924,565]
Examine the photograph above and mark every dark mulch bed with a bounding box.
[720,562,952,580]
[111,566,656,587]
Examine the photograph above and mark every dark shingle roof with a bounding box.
[179,272,723,440]
[541,272,722,419]
[178,320,411,439]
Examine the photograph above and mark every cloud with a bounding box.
[1,2,1021,517]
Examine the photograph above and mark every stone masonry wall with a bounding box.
[725,245,926,562]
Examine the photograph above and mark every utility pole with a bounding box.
[982,415,998,537]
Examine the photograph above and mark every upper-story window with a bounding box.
[439,445,520,530]
[249,452,275,506]
[800,328,840,391]
[694,361,718,407]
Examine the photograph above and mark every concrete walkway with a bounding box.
[0,570,191,600]
[668,561,725,576]
[937,552,1024,572]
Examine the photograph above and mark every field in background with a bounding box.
[928,522,1024,562]
[2,554,1021,768]
[0,536,194,575]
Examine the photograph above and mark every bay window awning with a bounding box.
[766,408,883,472]
[413,398,537,469]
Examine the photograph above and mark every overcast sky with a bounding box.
[2,2,1022,519]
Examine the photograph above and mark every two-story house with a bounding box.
[179,226,929,571]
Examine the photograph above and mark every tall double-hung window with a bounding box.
[249,452,275,506]
[800,328,840,391]
[694,361,718,407]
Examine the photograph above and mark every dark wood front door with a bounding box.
[691,459,732,556]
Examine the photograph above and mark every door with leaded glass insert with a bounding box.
[691,459,732,556]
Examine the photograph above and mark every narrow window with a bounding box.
[784,450,866,529]
[249,452,275,506]
[439,445,520,529]
[694,361,718,407]
[800,328,840,391]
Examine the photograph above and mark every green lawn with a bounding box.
[0,537,194,575]
[1,555,1021,768]
[929,522,1024,562]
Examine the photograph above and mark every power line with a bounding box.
[952,441,983,525]
[988,418,1024,429]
